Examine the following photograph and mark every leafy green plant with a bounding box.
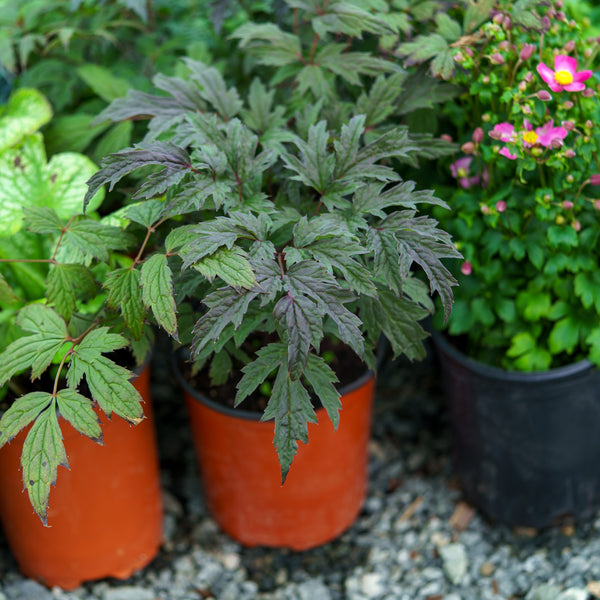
[0,88,149,523]
[85,27,458,483]
[406,0,600,370]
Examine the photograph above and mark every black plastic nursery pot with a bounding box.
[433,331,600,528]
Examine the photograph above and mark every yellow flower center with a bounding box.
[457,168,468,178]
[555,70,574,85]
[523,131,539,144]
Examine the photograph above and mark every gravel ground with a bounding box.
[2,341,600,600]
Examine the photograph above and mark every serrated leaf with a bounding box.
[549,316,580,354]
[0,391,53,448]
[193,288,259,354]
[47,263,95,321]
[274,293,317,380]
[56,388,102,443]
[574,271,600,313]
[84,142,191,209]
[104,268,145,339]
[21,400,67,525]
[23,206,64,235]
[463,0,496,33]
[124,200,166,228]
[76,63,130,103]
[140,254,178,338]
[194,246,256,290]
[231,22,302,67]
[368,228,404,293]
[84,355,143,423]
[586,329,600,367]
[263,362,317,483]
[303,353,341,428]
[235,342,287,406]
[208,349,232,386]
[397,33,449,65]
[0,273,19,305]
[62,218,120,262]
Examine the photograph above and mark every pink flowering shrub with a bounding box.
[400,0,600,370]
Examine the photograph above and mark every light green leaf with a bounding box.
[0,273,19,305]
[0,391,53,448]
[0,134,105,236]
[104,268,145,339]
[23,206,64,235]
[76,63,131,103]
[21,400,67,525]
[47,263,95,321]
[140,254,178,338]
[549,316,580,354]
[56,388,102,443]
[194,246,256,289]
[0,88,52,153]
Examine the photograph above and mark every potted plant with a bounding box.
[84,0,459,550]
[0,87,163,589]
[398,0,600,526]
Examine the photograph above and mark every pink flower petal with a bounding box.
[499,147,517,160]
[537,62,557,86]
[554,54,577,74]
[563,82,586,92]
[573,69,593,83]
[493,122,515,142]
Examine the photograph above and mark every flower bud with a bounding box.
[582,88,595,97]
[481,205,491,214]
[565,149,576,158]
[493,13,504,24]
[542,16,551,30]
[488,130,503,140]
[440,134,453,143]
[551,137,564,149]
[543,194,552,202]
[499,40,509,51]
[563,100,574,110]
[522,104,532,115]
[519,43,535,61]
[537,90,552,101]
[482,113,491,122]
[555,0,563,8]
[586,120,593,129]
[572,220,581,232]
[562,200,574,209]
[589,174,600,185]
[566,174,575,183]
[490,53,505,65]
[496,200,507,212]
[556,11,566,21]
[561,120,575,131]
[564,40,576,52]
[524,71,533,82]
[531,146,543,156]
[518,81,527,92]
[461,261,473,276]
[461,141,476,154]
[594,200,600,210]
[454,51,465,63]
[555,215,566,224]
[482,75,490,84]
[472,127,484,144]
[503,16,512,29]
[584,48,593,58]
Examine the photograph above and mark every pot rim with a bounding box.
[171,347,374,422]
[432,329,595,383]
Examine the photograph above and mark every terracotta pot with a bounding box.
[0,366,163,590]
[175,357,375,550]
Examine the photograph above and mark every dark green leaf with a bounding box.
[46,264,95,321]
[140,254,178,338]
[104,268,145,339]
[0,391,53,448]
[56,389,102,443]
[194,246,256,290]
[303,353,340,428]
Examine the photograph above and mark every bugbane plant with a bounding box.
[399,0,600,370]
[85,0,459,483]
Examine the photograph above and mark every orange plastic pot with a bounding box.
[176,360,375,550]
[0,366,163,590]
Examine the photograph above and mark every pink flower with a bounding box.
[450,156,487,189]
[496,201,507,212]
[522,119,568,148]
[536,55,593,92]
[490,123,518,159]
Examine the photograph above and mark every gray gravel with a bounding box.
[2,341,600,600]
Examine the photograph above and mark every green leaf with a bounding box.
[549,316,580,354]
[0,306,68,384]
[0,134,105,236]
[104,268,145,339]
[47,264,95,321]
[62,219,122,262]
[124,200,166,228]
[463,0,496,32]
[0,391,53,448]
[0,88,53,152]
[56,389,102,443]
[21,400,67,525]
[303,353,340,428]
[435,13,462,41]
[586,328,600,366]
[263,362,317,484]
[44,113,110,155]
[231,22,302,67]
[0,273,19,305]
[368,228,403,293]
[547,225,578,248]
[397,34,450,66]
[574,271,600,313]
[76,64,130,103]
[209,349,232,386]
[93,120,134,161]
[23,206,64,235]
[235,342,287,406]
[517,290,551,322]
[83,355,143,423]
[194,246,256,290]
[140,254,178,338]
